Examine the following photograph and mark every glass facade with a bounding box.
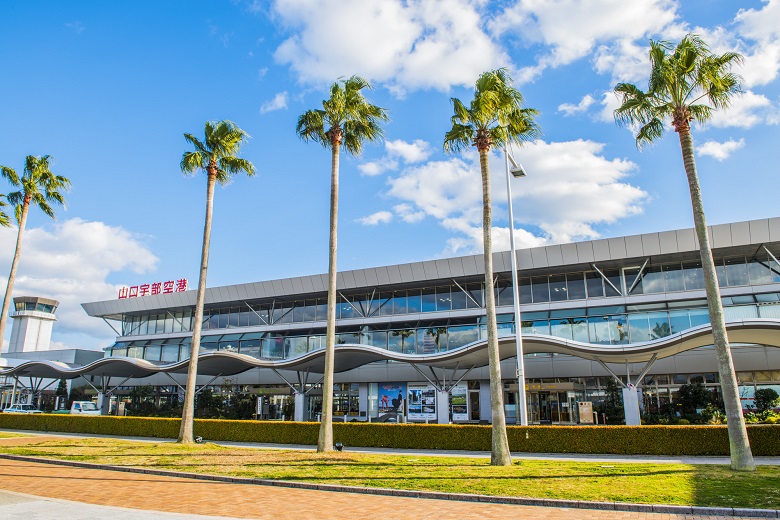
[118,255,780,337]
[105,295,780,363]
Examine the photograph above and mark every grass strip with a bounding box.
[1,436,778,509]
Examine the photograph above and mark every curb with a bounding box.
[1,453,777,518]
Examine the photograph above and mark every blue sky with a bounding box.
[1,0,778,350]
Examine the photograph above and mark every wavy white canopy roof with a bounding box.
[3,319,780,379]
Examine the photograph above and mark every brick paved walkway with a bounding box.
[0,458,761,520]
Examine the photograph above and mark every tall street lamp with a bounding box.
[504,147,528,426]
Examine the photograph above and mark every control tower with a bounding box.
[7,296,59,353]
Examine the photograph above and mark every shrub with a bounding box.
[0,414,778,456]
[754,389,780,413]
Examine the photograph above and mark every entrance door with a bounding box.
[538,392,551,422]
[468,390,480,421]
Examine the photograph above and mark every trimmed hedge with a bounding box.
[1,414,778,456]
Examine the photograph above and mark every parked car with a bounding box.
[3,404,43,414]
[70,401,101,415]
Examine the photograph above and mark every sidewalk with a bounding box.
[0,458,765,520]
[5,429,780,466]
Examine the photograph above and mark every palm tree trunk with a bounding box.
[479,149,512,466]
[677,127,755,471]
[178,171,217,443]
[318,142,340,452]
[0,202,30,346]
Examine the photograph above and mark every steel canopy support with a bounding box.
[632,354,658,388]
[194,374,223,395]
[163,372,186,393]
[410,363,442,392]
[591,263,622,296]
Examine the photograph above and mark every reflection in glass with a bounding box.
[421,288,437,312]
[725,257,749,286]
[602,270,622,297]
[585,272,604,298]
[531,277,550,303]
[239,339,261,358]
[683,261,704,290]
[566,273,586,300]
[286,336,308,357]
[663,263,685,292]
[447,325,478,349]
[549,275,567,301]
[406,290,422,313]
[436,287,452,311]
[451,288,468,310]
[519,278,532,304]
[748,260,773,285]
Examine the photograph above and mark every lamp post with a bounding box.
[504,147,528,426]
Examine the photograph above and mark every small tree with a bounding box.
[754,388,780,413]
[676,382,713,414]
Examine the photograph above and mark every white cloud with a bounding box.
[735,0,780,87]
[0,219,158,351]
[358,161,396,177]
[394,203,426,223]
[260,91,288,113]
[492,0,679,81]
[358,139,432,176]
[385,140,647,254]
[597,90,622,123]
[593,38,655,84]
[385,139,432,163]
[558,94,595,116]
[271,0,509,92]
[698,138,745,161]
[708,91,778,128]
[357,211,393,225]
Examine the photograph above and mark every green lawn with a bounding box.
[1,436,778,509]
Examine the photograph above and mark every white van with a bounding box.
[70,401,101,415]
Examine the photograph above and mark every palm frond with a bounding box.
[687,104,713,123]
[446,69,539,154]
[443,124,474,154]
[0,196,10,227]
[619,34,743,138]
[181,151,205,174]
[296,109,328,146]
[1,166,20,186]
[219,156,256,178]
[635,118,665,149]
[31,192,56,219]
[181,120,253,183]
[6,191,23,207]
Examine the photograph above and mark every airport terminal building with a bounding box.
[6,217,780,424]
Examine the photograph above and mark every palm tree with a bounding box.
[296,76,388,452]
[444,69,540,466]
[0,156,70,344]
[178,120,255,444]
[614,34,755,471]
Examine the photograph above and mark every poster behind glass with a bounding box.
[407,384,437,420]
[378,382,406,413]
[450,383,468,421]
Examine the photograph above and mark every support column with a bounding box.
[436,390,450,424]
[97,393,110,415]
[622,387,641,425]
[294,392,307,422]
